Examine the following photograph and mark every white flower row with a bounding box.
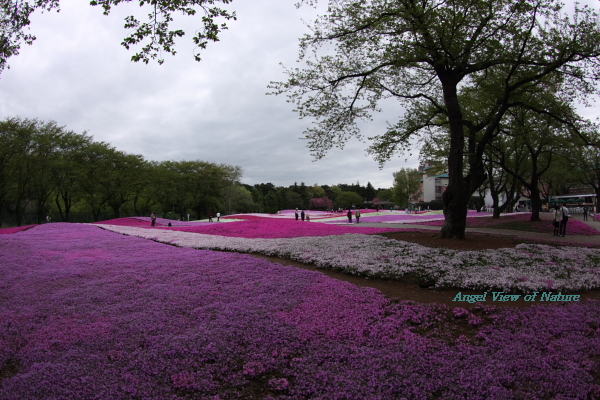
[95,224,600,293]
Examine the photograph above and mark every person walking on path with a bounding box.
[295,209,299,221]
[208,213,213,222]
[559,203,570,237]
[583,206,588,221]
[301,210,305,221]
[347,209,352,223]
[216,212,220,222]
[151,213,157,227]
[306,211,310,222]
[553,206,561,236]
[355,209,361,224]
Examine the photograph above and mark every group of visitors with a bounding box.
[295,209,310,221]
[207,212,221,222]
[346,209,361,223]
[149,212,221,226]
[552,203,570,237]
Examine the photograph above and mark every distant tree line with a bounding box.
[0,117,399,226]
[241,181,387,214]
[0,117,244,226]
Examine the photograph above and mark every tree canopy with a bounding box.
[0,0,236,74]
[272,0,600,238]
[392,168,422,208]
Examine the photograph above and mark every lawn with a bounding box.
[1,218,599,399]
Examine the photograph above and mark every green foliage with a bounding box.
[375,188,393,202]
[307,184,326,199]
[285,191,304,210]
[334,191,363,210]
[0,0,236,73]
[0,117,242,225]
[392,168,422,208]
[274,0,600,238]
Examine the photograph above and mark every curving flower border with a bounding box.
[96,224,600,293]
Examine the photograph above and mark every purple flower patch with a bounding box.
[1,223,600,399]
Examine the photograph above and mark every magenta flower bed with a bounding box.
[222,209,380,221]
[358,214,444,223]
[96,217,214,228]
[0,225,37,234]
[1,223,599,399]
[95,217,162,227]
[150,218,402,238]
[416,213,600,235]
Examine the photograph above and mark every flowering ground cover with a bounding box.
[415,212,600,235]
[0,224,37,234]
[320,210,491,224]
[94,217,166,227]
[144,219,402,238]
[221,210,361,221]
[2,223,600,399]
[98,224,600,293]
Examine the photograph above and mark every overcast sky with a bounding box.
[0,0,597,189]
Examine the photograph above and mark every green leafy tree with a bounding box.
[334,191,363,210]
[1,0,236,73]
[286,191,305,210]
[0,117,39,225]
[392,168,422,209]
[272,0,600,238]
[365,182,376,202]
[307,184,326,199]
[483,147,525,218]
[489,107,576,221]
[375,188,393,203]
[52,130,93,222]
[570,129,600,214]
[222,165,243,214]
[77,141,120,221]
[28,121,69,223]
[102,151,146,218]
[324,185,342,205]
[131,161,161,217]
[263,190,282,214]
[230,186,256,213]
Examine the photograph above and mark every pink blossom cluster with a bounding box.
[0,224,37,234]
[1,223,599,399]
[145,218,400,238]
[95,217,164,227]
[416,213,600,235]
[99,224,600,293]
[222,209,381,221]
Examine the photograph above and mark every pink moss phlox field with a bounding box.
[2,223,600,399]
[0,224,37,234]
[416,213,600,235]
[222,209,381,221]
[100,224,600,293]
[96,217,214,228]
[150,219,401,238]
[329,210,490,224]
[95,217,165,227]
[133,216,215,227]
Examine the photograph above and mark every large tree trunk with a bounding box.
[440,181,470,239]
[529,183,541,222]
[439,76,471,239]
